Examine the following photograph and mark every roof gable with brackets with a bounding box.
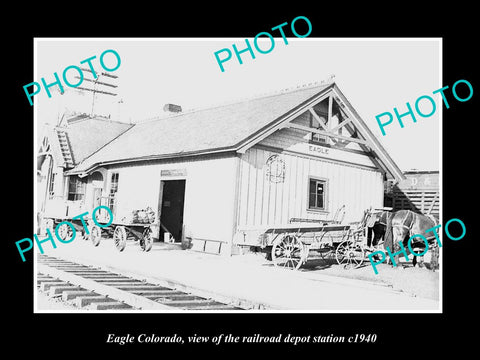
[237,83,404,181]
[67,82,404,181]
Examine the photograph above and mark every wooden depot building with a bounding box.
[37,81,404,256]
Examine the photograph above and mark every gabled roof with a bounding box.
[39,116,133,168]
[66,82,404,181]
[65,117,133,165]
[68,83,331,172]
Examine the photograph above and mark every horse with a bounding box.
[388,209,440,270]
[363,208,392,249]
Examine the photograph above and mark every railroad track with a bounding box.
[37,254,244,311]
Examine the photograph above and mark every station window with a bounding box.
[68,176,86,201]
[48,173,56,199]
[308,178,327,211]
[109,172,120,214]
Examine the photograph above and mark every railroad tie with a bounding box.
[37,255,248,311]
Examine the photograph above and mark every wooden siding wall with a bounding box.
[38,155,68,216]
[260,127,310,149]
[259,111,363,151]
[237,146,384,227]
[107,154,238,251]
[37,158,50,212]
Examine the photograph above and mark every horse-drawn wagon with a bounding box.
[234,207,390,270]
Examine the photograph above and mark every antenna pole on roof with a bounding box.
[117,98,124,124]
[91,85,96,116]
[56,112,65,127]
[75,68,119,117]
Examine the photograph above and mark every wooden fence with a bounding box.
[387,189,439,220]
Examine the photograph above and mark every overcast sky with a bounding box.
[35,38,441,171]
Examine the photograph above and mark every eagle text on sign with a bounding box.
[308,144,330,155]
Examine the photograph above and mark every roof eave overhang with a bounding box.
[235,83,335,154]
[331,84,405,182]
[233,83,405,182]
[65,146,239,176]
[66,83,405,183]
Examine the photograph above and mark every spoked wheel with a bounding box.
[113,226,127,252]
[140,227,153,252]
[336,240,365,269]
[43,218,54,236]
[317,232,336,261]
[77,229,86,241]
[56,223,74,242]
[90,225,102,247]
[271,235,306,270]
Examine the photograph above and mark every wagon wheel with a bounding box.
[317,232,336,261]
[57,223,74,242]
[140,227,153,252]
[336,240,365,269]
[43,218,54,235]
[271,235,306,270]
[113,226,127,252]
[80,227,89,240]
[90,225,102,247]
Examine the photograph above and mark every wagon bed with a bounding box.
[263,224,351,234]
[234,222,359,270]
[88,219,156,252]
[235,223,351,248]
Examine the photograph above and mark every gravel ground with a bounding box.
[35,240,439,310]
[310,261,439,301]
[230,252,440,301]
[36,289,78,311]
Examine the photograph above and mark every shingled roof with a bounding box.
[65,117,133,165]
[39,116,133,169]
[68,83,332,174]
[66,82,404,181]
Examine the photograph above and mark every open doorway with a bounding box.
[159,179,186,243]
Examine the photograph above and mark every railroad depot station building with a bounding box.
[37,81,406,256]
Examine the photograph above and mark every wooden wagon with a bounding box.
[40,200,156,252]
[88,220,155,252]
[234,205,387,270]
[40,198,93,242]
[87,207,156,252]
[234,222,369,270]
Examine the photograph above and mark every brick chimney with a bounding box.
[163,103,182,113]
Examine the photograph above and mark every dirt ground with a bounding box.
[307,261,439,301]
[36,289,78,311]
[232,252,440,301]
[35,240,440,311]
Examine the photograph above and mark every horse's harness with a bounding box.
[394,210,438,242]
[376,211,392,227]
[396,210,415,236]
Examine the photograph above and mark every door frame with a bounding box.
[157,174,187,242]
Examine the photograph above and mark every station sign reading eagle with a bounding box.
[265,155,286,183]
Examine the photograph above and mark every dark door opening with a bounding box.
[159,179,186,243]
